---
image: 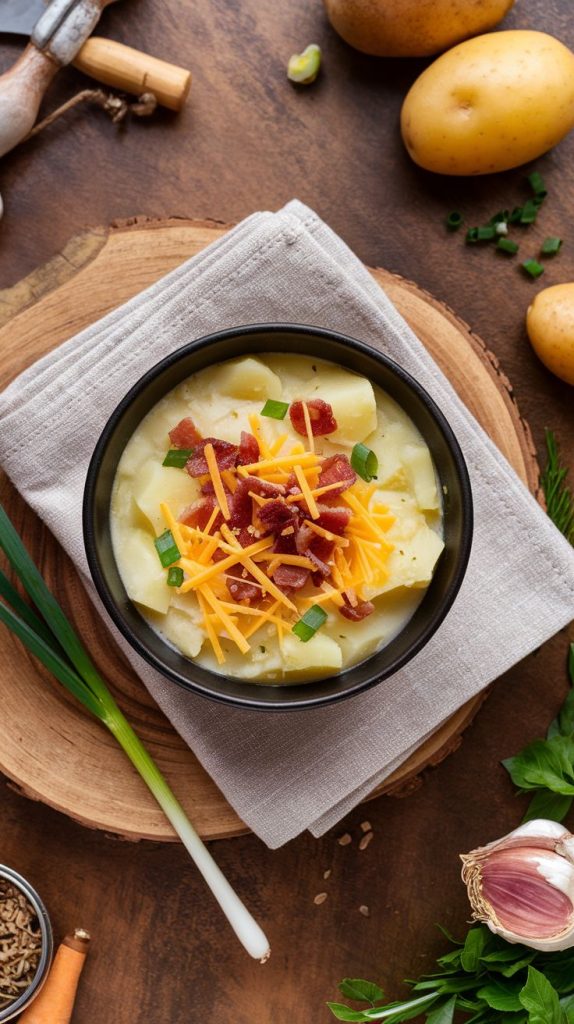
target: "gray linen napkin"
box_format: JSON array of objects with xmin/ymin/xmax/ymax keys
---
[{"xmin": 1, "ymin": 201, "xmax": 573, "ymax": 848}]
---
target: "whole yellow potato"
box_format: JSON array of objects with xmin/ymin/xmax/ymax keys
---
[
  {"xmin": 526, "ymin": 284, "xmax": 574, "ymax": 386},
  {"xmin": 323, "ymin": 0, "xmax": 514, "ymax": 57},
  {"xmin": 401, "ymin": 31, "xmax": 574, "ymax": 175}
]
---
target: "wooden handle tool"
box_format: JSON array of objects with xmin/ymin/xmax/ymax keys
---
[
  {"xmin": 19, "ymin": 928, "xmax": 91, "ymax": 1024},
  {"xmin": 73, "ymin": 37, "xmax": 191, "ymax": 111}
]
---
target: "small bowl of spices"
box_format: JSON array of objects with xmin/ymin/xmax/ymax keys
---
[{"xmin": 0, "ymin": 866, "xmax": 53, "ymax": 1021}]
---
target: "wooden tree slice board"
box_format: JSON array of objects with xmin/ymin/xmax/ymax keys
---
[{"xmin": 0, "ymin": 218, "xmax": 540, "ymax": 842}]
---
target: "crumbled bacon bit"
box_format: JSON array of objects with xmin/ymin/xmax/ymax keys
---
[
  {"xmin": 295, "ymin": 522, "xmax": 315, "ymax": 554},
  {"xmin": 339, "ymin": 598, "xmax": 375, "ymax": 621},
  {"xmin": 316, "ymin": 505, "xmax": 351, "ymax": 534},
  {"xmin": 179, "ymin": 496, "xmax": 222, "ymax": 531},
  {"xmin": 230, "ymin": 476, "xmax": 285, "ymax": 529},
  {"xmin": 272, "ymin": 564, "xmax": 310, "ymax": 590},
  {"xmin": 226, "ymin": 576, "xmax": 260, "ymax": 602},
  {"xmin": 317, "ymin": 454, "xmax": 356, "ymax": 496},
  {"xmin": 258, "ymin": 499, "xmax": 297, "ymax": 534},
  {"xmin": 185, "ymin": 438, "xmax": 238, "ymax": 477},
  {"xmin": 236, "ymin": 431, "xmax": 260, "ymax": 466},
  {"xmin": 289, "ymin": 399, "xmax": 338, "ymax": 437},
  {"xmin": 169, "ymin": 417, "xmax": 202, "ymax": 448}
]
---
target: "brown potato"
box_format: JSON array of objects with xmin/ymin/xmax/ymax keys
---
[
  {"xmin": 323, "ymin": 0, "xmax": 515, "ymax": 57},
  {"xmin": 526, "ymin": 284, "xmax": 574, "ymax": 386}
]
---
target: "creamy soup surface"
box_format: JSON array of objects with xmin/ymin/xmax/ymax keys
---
[{"xmin": 111, "ymin": 354, "xmax": 444, "ymax": 682}]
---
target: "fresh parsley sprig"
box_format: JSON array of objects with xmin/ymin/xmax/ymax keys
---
[
  {"xmin": 329, "ymin": 925, "xmax": 574, "ymax": 1023},
  {"xmin": 503, "ymin": 643, "xmax": 574, "ymax": 823},
  {"xmin": 542, "ymin": 430, "xmax": 574, "ymax": 545}
]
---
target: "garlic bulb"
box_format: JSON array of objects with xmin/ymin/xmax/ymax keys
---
[{"xmin": 461, "ymin": 819, "xmax": 574, "ymax": 952}]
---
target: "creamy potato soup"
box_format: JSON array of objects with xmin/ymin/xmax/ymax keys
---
[{"xmin": 111, "ymin": 355, "xmax": 444, "ymax": 682}]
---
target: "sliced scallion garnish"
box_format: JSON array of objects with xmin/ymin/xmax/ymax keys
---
[
  {"xmin": 167, "ymin": 566, "xmax": 184, "ymax": 587},
  {"xmin": 476, "ymin": 226, "xmax": 496, "ymax": 241},
  {"xmin": 528, "ymin": 171, "xmax": 547, "ymax": 198},
  {"xmin": 541, "ymin": 237, "xmax": 562, "ymax": 255},
  {"xmin": 522, "ymin": 259, "xmax": 545, "ymax": 279},
  {"xmin": 287, "ymin": 43, "xmax": 321, "ymax": 85},
  {"xmin": 509, "ymin": 207, "xmax": 523, "ymax": 224},
  {"xmin": 163, "ymin": 448, "xmax": 193, "ymax": 468},
  {"xmin": 261, "ymin": 399, "xmax": 289, "ymax": 420},
  {"xmin": 519, "ymin": 200, "xmax": 539, "ymax": 225},
  {"xmin": 446, "ymin": 212, "xmax": 463, "ymax": 231},
  {"xmin": 154, "ymin": 529, "xmax": 181, "ymax": 567},
  {"xmin": 351, "ymin": 443, "xmax": 378, "ymax": 483},
  {"xmin": 0, "ymin": 504, "xmax": 270, "ymax": 961},
  {"xmin": 465, "ymin": 227, "xmax": 479, "ymax": 245},
  {"xmin": 497, "ymin": 238, "xmax": 519, "ymax": 255},
  {"xmin": 292, "ymin": 604, "xmax": 328, "ymax": 642}
]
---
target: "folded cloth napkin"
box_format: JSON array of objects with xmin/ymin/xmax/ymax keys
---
[{"xmin": 1, "ymin": 201, "xmax": 573, "ymax": 848}]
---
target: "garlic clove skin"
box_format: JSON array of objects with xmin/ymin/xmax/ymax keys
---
[{"xmin": 461, "ymin": 819, "xmax": 574, "ymax": 952}]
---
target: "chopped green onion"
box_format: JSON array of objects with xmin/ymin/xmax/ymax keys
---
[
  {"xmin": 154, "ymin": 529, "xmax": 180, "ymax": 567},
  {"xmin": 509, "ymin": 207, "xmax": 523, "ymax": 224},
  {"xmin": 167, "ymin": 566, "xmax": 184, "ymax": 587},
  {"xmin": 489, "ymin": 210, "xmax": 510, "ymax": 225},
  {"xmin": 287, "ymin": 43, "xmax": 321, "ymax": 85},
  {"xmin": 351, "ymin": 443, "xmax": 379, "ymax": 483},
  {"xmin": 476, "ymin": 226, "xmax": 496, "ymax": 241},
  {"xmin": 0, "ymin": 503, "xmax": 270, "ymax": 962},
  {"xmin": 497, "ymin": 238, "xmax": 519, "ymax": 255},
  {"xmin": 528, "ymin": 171, "xmax": 547, "ymax": 198},
  {"xmin": 446, "ymin": 212, "xmax": 463, "ymax": 231},
  {"xmin": 292, "ymin": 604, "xmax": 328, "ymax": 642},
  {"xmin": 495, "ymin": 221, "xmax": 508, "ymax": 236},
  {"xmin": 465, "ymin": 227, "xmax": 479, "ymax": 245},
  {"xmin": 162, "ymin": 448, "xmax": 193, "ymax": 468},
  {"xmin": 519, "ymin": 199, "xmax": 539, "ymax": 224},
  {"xmin": 541, "ymin": 237, "xmax": 562, "ymax": 255},
  {"xmin": 261, "ymin": 399, "xmax": 289, "ymax": 420},
  {"xmin": 522, "ymin": 259, "xmax": 545, "ymax": 279}
]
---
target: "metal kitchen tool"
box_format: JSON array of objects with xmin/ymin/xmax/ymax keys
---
[{"xmin": 0, "ymin": 0, "xmax": 190, "ymax": 162}]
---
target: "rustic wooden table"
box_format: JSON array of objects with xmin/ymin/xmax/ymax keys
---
[{"xmin": 0, "ymin": 1, "xmax": 573, "ymax": 1021}]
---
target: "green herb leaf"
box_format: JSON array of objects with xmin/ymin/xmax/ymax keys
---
[
  {"xmin": 461, "ymin": 928, "xmax": 488, "ymax": 973},
  {"xmin": 328, "ymin": 1004, "xmax": 374, "ymax": 1022},
  {"xmin": 162, "ymin": 448, "xmax": 193, "ymax": 468},
  {"xmin": 154, "ymin": 529, "xmax": 181, "ymax": 568},
  {"xmin": 519, "ymin": 966, "xmax": 563, "ymax": 1024},
  {"xmin": 523, "ymin": 789, "xmax": 573, "ymax": 824},
  {"xmin": 503, "ymin": 736, "xmax": 574, "ymax": 795},
  {"xmin": 261, "ymin": 399, "xmax": 289, "ymax": 420},
  {"xmin": 478, "ymin": 981, "xmax": 523, "ymax": 1012},
  {"xmin": 426, "ymin": 996, "xmax": 457, "ymax": 1024},
  {"xmin": 339, "ymin": 980, "xmax": 385, "ymax": 1005},
  {"xmin": 541, "ymin": 431, "xmax": 574, "ymax": 544}
]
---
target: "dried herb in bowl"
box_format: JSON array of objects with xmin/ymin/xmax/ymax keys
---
[{"xmin": 0, "ymin": 880, "xmax": 42, "ymax": 1011}]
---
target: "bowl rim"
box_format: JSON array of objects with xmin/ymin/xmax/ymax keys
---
[
  {"xmin": 83, "ymin": 322, "xmax": 473, "ymax": 711},
  {"xmin": 0, "ymin": 865, "xmax": 53, "ymax": 1021}
]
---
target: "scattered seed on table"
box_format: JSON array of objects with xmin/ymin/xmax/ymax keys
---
[
  {"xmin": 360, "ymin": 820, "xmax": 372, "ymax": 833},
  {"xmin": 359, "ymin": 831, "xmax": 374, "ymax": 851},
  {"xmin": 323, "ymin": 869, "xmax": 332, "ymax": 880},
  {"xmin": 338, "ymin": 833, "xmax": 352, "ymax": 846},
  {"xmin": 359, "ymin": 905, "xmax": 370, "ymax": 917},
  {"xmin": 314, "ymin": 892, "xmax": 328, "ymax": 905}
]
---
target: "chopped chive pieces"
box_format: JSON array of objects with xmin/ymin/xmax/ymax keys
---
[
  {"xmin": 522, "ymin": 259, "xmax": 545, "ymax": 279},
  {"xmin": 528, "ymin": 171, "xmax": 547, "ymax": 198},
  {"xmin": 497, "ymin": 238, "xmax": 519, "ymax": 255},
  {"xmin": 476, "ymin": 226, "xmax": 497, "ymax": 241},
  {"xmin": 509, "ymin": 207, "xmax": 523, "ymax": 224},
  {"xmin": 519, "ymin": 199, "xmax": 539, "ymax": 224},
  {"xmin": 541, "ymin": 236, "xmax": 562, "ymax": 255},
  {"xmin": 163, "ymin": 448, "xmax": 193, "ymax": 468},
  {"xmin": 292, "ymin": 604, "xmax": 328, "ymax": 642},
  {"xmin": 466, "ymin": 227, "xmax": 479, "ymax": 244},
  {"xmin": 261, "ymin": 399, "xmax": 289, "ymax": 420},
  {"xmin": 154, "ymin": 529, "xmax": 181, "ymax": 568},
  {"xmin": 489, "ymin": 210, "xmax": 510, "ymax": 225},
  {"xmin": 351, "ymin": 443, "xmax": 379, "ymax": 483},
  {"xmin": 167, "ymin": 566, "xmax": 184, "ymax": 587},
  {"xmin": 446, "ymin": 211, "xmax": 463, "ymax": 231},
  {"xmin": 495, "ymin": 221, "xmax": 508, "ymax": 236}
]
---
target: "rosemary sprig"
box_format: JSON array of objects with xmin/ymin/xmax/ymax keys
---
[
  {"xmin": 541, "ymin": 429, "xmax": 574, "ymax": 544},
  {"xmin": 0, "ymin": 504, "xmax": 269, "ymax": 962}
]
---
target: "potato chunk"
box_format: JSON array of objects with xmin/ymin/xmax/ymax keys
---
[
  {"xmin": 281, "ymin": 632, "xmax": 343, "ymax": 675},
  {"xmin": 366, "ymin": 525, "xmax": 444, "ymax": 597},
  {"xmin": 402, "ymin": 444, "xmax": 439, "ymax": 510},
  {"xmin": 119, "ymin": 529, "xmax": 171, "ymax": 614},
  {"xmin": 217, "ymin": 358, "xmax": 282, "ymax": 400},
  {"xmin": 162, "ymin": 608, "xmax": 204, "ymax": 658},
  {"xmin": 308, "ymin": 371, "xmax": 377, "ymax": 444},
  {"xmin": 133, "ymin": 463, "xmax": 197, "ymax": 535}
]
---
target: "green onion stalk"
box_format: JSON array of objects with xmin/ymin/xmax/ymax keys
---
[{"xmin": 0, "ymin": 504, "xmax": 270, "ymax": 962}]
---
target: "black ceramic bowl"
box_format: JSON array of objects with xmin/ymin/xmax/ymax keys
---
[{"xmin": 83, "ymin": 324, "xmax": 473, "ymax": 711}]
